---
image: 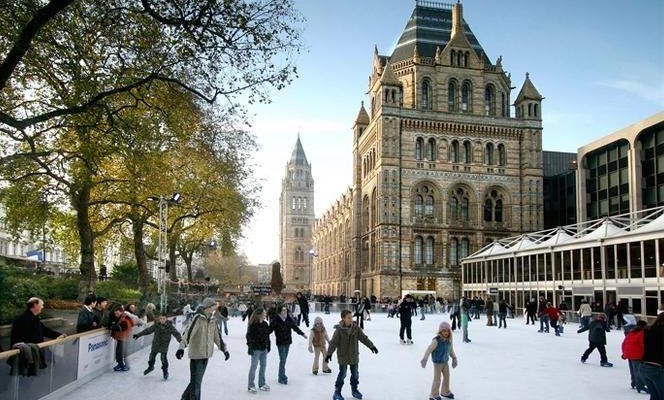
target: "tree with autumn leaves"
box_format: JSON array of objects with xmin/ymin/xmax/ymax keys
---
[{"xmin": 0, "ymin": 1, "xmax": 303, "ymax": 296}]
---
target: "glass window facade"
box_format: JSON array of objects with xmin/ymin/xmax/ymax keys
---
[
  {"xmin": 585, "ymin": 140, "xmax": 629, "ymax": 219},
  {"xmin": 639, "ymin": 123, "xmax": 664, "ymax": 208}
]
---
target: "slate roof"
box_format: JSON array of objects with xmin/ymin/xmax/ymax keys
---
[
  {"xmin": 390, "ymin": 3, "xmax": 491, "ymax": 65},
  {"xmin": 290, "ymin": 136, "xmax": 308, "ymax": 166}
]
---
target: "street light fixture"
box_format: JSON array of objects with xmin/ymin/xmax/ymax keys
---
[{"xmin": 149, "ymin": 192, "xmax": 182, "ymax": 313}]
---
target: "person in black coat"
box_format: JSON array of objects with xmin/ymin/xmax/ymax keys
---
[
  {"xmin": 76, "ymin": 293, "xmax": 98, "ymax": 333},
  {"xmin": 11, "ymin": 297, "xmax": 66, "ymax": 346},
  {"xmin": 399, "ymin": 295, "xmax": 415, "ymax": 344},
  {"xmin": 270, "ymin": 305, "xmax": 307, "ymax": 384},
  {"xmin": 577, "ymin": 313, "xmax": 612, "ymax": 367},
  {"xmin": 246, "ymin": 308, "xmax": 273, "ymax": 392},
  {"xmin": 525, "ymin": 298, "xmax": 537, "ymax": 325},
  {"xmin": 296, "ymin": 292, "xmax": 310, "ymax": 327}
]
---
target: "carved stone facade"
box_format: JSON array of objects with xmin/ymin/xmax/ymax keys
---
[
  {"xmin": 312, "ymin": 2, "xmax": 544, "ymax": 299},
  {"xmin": 279, "ymin": 136, "xmax": 315, "ymax": 293}
]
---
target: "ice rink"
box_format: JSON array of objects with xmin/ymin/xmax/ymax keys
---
[{"xmin": 55, "ymin": 310, "xmax": 636, "ymax": 400}]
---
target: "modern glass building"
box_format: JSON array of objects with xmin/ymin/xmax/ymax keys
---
[{"xmin": 462, "ymin": 112, "xmax": 664, "ymax": 319}]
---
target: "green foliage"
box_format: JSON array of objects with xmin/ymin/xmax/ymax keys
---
[
  {"xmin": 109, "ymin": 262, "xmax": 139, "ymax": 288},
  {"xmin": 38, "ymin": 276, "xmax": 80, "ymax": 300},
  {"xmin": 95, "ymin": 280, "xmax": 142, "ymax": 304}
]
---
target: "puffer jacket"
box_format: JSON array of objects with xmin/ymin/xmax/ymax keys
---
[
  {"xmin": 134, "ymin": 320, "xmax": 182, "ymax": 352},
  {"xmin": 577, "ymin": 319, "xmax": 610, "ymax": 344},
  {"xmin": 621, "ymin": 329, "xmax": 644, "ymax": 360},
  {"xmin": 327, "ymin": 321, "xmax": 375, "ymax": 365},
  {"xmin": 179, "ymin": 310, "xmax": 226, "ymax": 359}
]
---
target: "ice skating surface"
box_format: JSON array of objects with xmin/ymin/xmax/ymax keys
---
[{"xmin": 57, "ymin": 312, "xmax": 633, "ymax": 400}]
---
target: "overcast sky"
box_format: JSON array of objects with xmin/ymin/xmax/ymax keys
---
[{"xmin": 239, "ymin": 0, "xmax": 664, "ymax": 265}]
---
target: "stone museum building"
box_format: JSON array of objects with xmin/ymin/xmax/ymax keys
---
[{"xmin": 312, "ymin": 1, "xmax": 544, "ymax": 299}]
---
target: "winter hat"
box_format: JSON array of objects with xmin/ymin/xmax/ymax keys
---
[
  {"xmin": 314, "ymin": 316, "xmax": 324, "ymax": 325},
  {"xmin": 439, "ymin": 321, "xmax": 452, "ymax": 332},
  {"xmin": 622, "ymin": 314, "xmax": 637, "ymax": 326},
  {"xmin": 199, "ymin": 297, "xmax": 217, "ymax": 309}
]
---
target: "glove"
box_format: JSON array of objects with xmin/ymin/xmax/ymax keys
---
[
  {"xmin": 308, "ymin": 346, "xmax": 313, "ymax": 353},
  {"xmin": 132, "ymin": 334, "xmax": 138, "ymax": 340},
  {"xmin": 370, "ymin": 347, "xmax": 379, "ymax": 354},
  {"xmin": 324, "ymin": 354, "xmax": 332, "ymax": 364},
  {"xmin": 175, "ymin": 349, "xmax": 184, "ymax": 360},
  {"xmin": 420, "ymin": 359, "xmax": 427, "ymax": 368},
  {"xmin": 224, "ymin": 351, "xmax": 230, "ymax": 361},
  {"xmin": 452, "ymin": 358, "xmax": 458, "ymax": 368}
]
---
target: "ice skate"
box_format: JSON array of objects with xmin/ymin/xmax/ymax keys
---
[
  {"xmin": 600, "ymin": 362, "xmax": 613, "ymax": 367},
  {"xmin": 333, "ymin": 390, "xmax": 345, "ymax": 400},
  {"xmin": 351, "ymin": 387, "xmax": 363, "ymax": 399},
  {"xmin": 259, "ymin": 384, "xmax": 271, "ymax": 391},
  {"xmin": 248, "ymin": 386, "xmax": 258, "ymax": 394},
  {"xmin": 143, "ymin": 365, "xmax": 154, "ymax": 375}
]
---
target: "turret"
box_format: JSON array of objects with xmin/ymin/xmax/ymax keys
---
[{"xmin": 515, "ymin": 72, "xmax": 543, "ymax": 120}]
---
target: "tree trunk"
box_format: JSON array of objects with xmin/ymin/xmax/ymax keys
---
[
  {"xmin": 72, "ymin": 183, "xmax": 97, "ymax": 297},
  {"xmin": 131, "ymin": 206, "xmax": 150, "ymax": 294}
]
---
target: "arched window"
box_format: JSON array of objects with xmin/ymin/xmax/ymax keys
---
[
  {"xmin": 461, "ymin": 238, "xmax": 470, "ymax": 259},
  {"xmin": 495, "ymin": 199, "xmax": 503, "ymax": 222},
  {"xmin": 415, "ymin": 137, "xmax": 423, "ymax": 160},
  {"xmin": 422, "ymin": 79, "xmax": 431, "ymax": 110},
  {"xmin": 425, "ymin": 237, "xmax": 434, "ymax": 264},
  {"xmin": 415, "ymin": 236, "xmax": 423, "ymax": 265},
  {"xmin": 461, "ymin": 81, "xmax": 471, "ymax": 111},
  {"xmin": 426, "ymin": 138, "xmax": 436, "ymax": 161},
  {"xmin": 425, "ymin": 195, "xmax": 434, "ymax": 216},
  {"xmin": 498, "ymin": 143, "xmax": 506, "ymax": 166},
  {"xmin": 461, "ymin": 197, "xmax": 469, "ymax": 221},
  {"xmin": 484, "ymin": 198, "xmax": 493, "ymax": 221},
  {"xmin": 528, "ymin": 103, "xmax": 532, "ymax": 117},
  {"xmin": 464, "ymin": 51, "xmax": 469, "ymax": 67},
  {"xmin": 450, "ymin": 140, "xmax": 459, "ymax": 163},
  {"xmin": 534, "ymin": 103, "xmax": 539, "ymax": 117},
  {"xmin": 292, "ymin": 196, "xmax": 296, "ymax": 210},
  {"xmin": 448, "ymin": 81, "xmax": 457, "ymax": 112},
  {"xmin": 450, "ymin": 50, "xmax": 456, "ymax": 66},
  {"xmin": 501, "ymin": 92, "xmax": 507, "ymax": 117},
  {"xmin": 450, "ymin": 197, "xmax": 458, "ymax": 220},
  {"xmin": 449, "ymin": 238, "xmax": 458, "ymax": 266},
  {"xmin": 484, "ymin": 85, "xmax": 495, "ymax": 116},
  {"xmin": 485, "ymin": 143, "xmax": 494, "ymax": 165},
  {"xmin": 463, "ymin": 141, "xmax": 471, "ymax": 164},
  {"xmin": 456, "ymin": 52, "xmax": 462, "ymax": 67},
  {"xmin": 414, "ymin": 195, "xmax": 423, "ymax": 217}
]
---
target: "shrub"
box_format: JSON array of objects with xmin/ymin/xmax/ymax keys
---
[
  {"xmin": 96, "ymin": 280, "xmax": 142, "ymax": 304},
  {"xmin": 38, "ymin": 276, "xmax": 80, "ymax": 300},
  {"xmin": 109, "ymin": 262, "xmax": 139, "ymax": 288}
]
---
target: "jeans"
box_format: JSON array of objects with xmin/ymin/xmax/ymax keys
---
[
  {"xmin": 335, "ymin": 364, "xmax": 359, "ymax": 390},
  {"xmin": 581, "ymin": 342, "xmax": 607, "ymax": 363},
  {"xmin": 115, "ymin": 340, "xmax": 128, "ymax": 366},
  {"xmin": 148, "ymin": 350, "xmax": 169, "ymax": 371},
  {"xmin": 580, "ymin": 316, "xmax": 591, "ymax": 329},
  {"xmin": 462, "ymin": 325, "xmax": 469, "ymax": 342},
  {"xmin": 298, "ymin": 312, "xmax": 310, "ymax": 327},
  {"xmin": 640, "ymin": 363, "xmax": 664, "ymax": 400},
  {"xmin": 628, "ymin": 360, "xmax": 647, "ymax": 391},
  {"xmin": 277, "ymin": 345, "xmax": 290, "ymax": 383},
  {"xmin": 248, "ymin": 350, "xmax": 267, "ymax": 388},
  {"xmin": 181, "ymin": 359, "xmax": 208, "ymax": 400},
  {"xmin": 498, "ymin": 312, "xmax": 507, "ymax": 328},
  {"xmin": 399, "ymin": 319, "xmax": 412, "ymax": 340},
  {"xmin": 526, "ymin": 312, "xmax": 536, "ymax": 324},
  {"xmin": 539, "ymin": 315, "xmax": 550, "ymax": 332},
  {"xmin": 420, "ymin": 307, "xmax": 426, "ymax": 320}
]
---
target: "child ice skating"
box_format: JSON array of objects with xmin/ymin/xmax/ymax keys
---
[
  {"xmin": 246, "ymin": 308, "xmax": 272, "ymax": 393},
  {"xmin": 325, "ymin": 310, "xmax": 379, "ymax": 400},
  {"xmin": 309, "ymin": 316, "xmax": 332, "ymax": 375},
  {"xmin": 577, "ymin": 313, "xmax": 613, "ymax": 367},
  {"xmin": 133, "ymin": 313, "xmax": 182, "ymax": 380},
  {"xmin": 460, "ymin": 306, "xmax": 471, "ymax": 343},
  {"xmin": 421, "ymin": 321, "xmax": 458, "ymax": 400}
]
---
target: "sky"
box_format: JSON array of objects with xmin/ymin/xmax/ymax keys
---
[
  {"xmin": 240, "ymin": 0, "xmax": 664, "ymax": 265},
  {"xmin": 63, "ymin": 311, "xmax": 635, "ymax": 400}
]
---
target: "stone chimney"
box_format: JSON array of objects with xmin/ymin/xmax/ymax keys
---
[{"xmin": 451, "ymin": 2, "xmax": 465, "ymax": 38}]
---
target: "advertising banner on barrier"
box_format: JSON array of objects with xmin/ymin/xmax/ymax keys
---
[{"xmin": 77, "ymin": 330, "xmax": 114, "ymax": 379}]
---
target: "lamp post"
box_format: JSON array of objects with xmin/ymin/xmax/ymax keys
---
[
  {"xmin": 149, "ymin": 192, "xmax": 182, "ymax": 313},
  {"xmin": 308, "ymin": 249, "xmax": 317, "ymax": 297}
]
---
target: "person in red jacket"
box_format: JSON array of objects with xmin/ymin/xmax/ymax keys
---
[
  {"xmin": 110, "ymin": 304, "xmax": 134, "ymax": 371},
  {"xmin": 546, "ymin": 303, "xmax": 563, "ymax": 336},
  {"xmin": 622, "ymin": 320, "xmax": 648, "ymax": 393}
]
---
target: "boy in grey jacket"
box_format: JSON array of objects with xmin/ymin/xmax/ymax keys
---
[
  {"xmin": 325, "ymin": 310, "xmax": 379, "ymax": 400},
  {"xmin": 133, "ymin": 313, "xmax": 182, "ymax": 380}
]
